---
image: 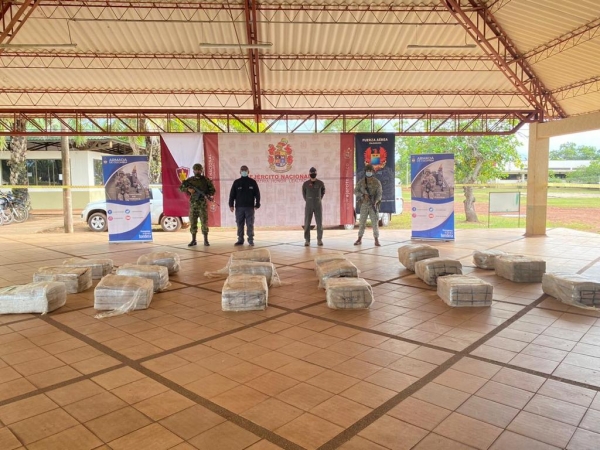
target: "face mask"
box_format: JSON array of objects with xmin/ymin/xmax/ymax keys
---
[
  {"xmin": 365, "ymin": 171, "xmax": 373, "ymax": 177},
  {"xmin": 310, "ymin": 173, "xmax": 317, "ymax": 179},
  {"xmin": 241, "ymin": 171, "xmax": 248, "ymax": 177}
]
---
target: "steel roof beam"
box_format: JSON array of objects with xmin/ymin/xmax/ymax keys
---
[
  {"xmin": 0, "ymin": 0, "xmax": 41, "ymax": 47},
  {"xmin": 244, "ymin": 0, "xmax": 262, "ymax": 116},
  {"xmin": 552, "ymin": 76, "xmax": 600, "ymax": 101},
  {"xmin": 0, "ymin": 109, "xmax": 533, "ymax": 136},
  {"xmin": 520, "ymin": 17, "xmax": 600, "ymax": 65},
  {"xmin": 442, "ymin": 0, "xmax": 566, "ymax": 120}
]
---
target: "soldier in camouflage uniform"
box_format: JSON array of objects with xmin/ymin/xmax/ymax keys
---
[
  {"xmin": 179, "ymin": 163, "xmax": 216, "ymax": 247},
  {"xmin": 354, "ymin": 163, "xmax": 383, "ymax": 247}
]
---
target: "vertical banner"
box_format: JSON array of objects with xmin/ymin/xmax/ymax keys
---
[
  {"xmin": 355, "ymin": 133, "xmax": 396, "ymax": 213},
  {"xmin": 410, "ymin": 153, "xmax": 455, "ymax": 240},
  {"xmin": 205, "ymin": 133, "xmax": 354, "ymax": 227},
  {"xmin": 102, "ymin": 155, "xmax": 152, "ymax": 243},
  {"xmin": 160, "ymin": 134, "xmax": 204, "ymax": 217}
]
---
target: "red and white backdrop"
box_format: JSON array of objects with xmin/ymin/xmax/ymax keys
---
[{"xmin": 161, "ymin": 133, "xmax": 355, "ymax": 227}]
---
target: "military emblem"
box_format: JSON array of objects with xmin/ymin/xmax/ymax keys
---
[
  {"xmin": 176, "ymin": 166, "xmax": 190, "ymax": 182},
  {"xmin": 268, "ymin": 138, "xmax": 293, "ymax": 173},
  {"xmin": 364, "ymin": 146, "xmax": 387, "ymax": 171}
]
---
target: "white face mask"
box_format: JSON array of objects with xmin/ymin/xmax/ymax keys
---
[
  {"xmin": 241, "ymin": 171, "xmax": 248, "ymax": 177},
  {"xmin": 365, "ymin": 171, "xmax": 373, "ymax": 177}
]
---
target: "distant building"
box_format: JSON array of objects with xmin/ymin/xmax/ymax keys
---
[
  {"xmin": 502, "ymin": 160, "xmax": 592, "ymax": 181},
  {"xmin": 0, "ymin": 138, "xmax": 133, "ymax": 210}
]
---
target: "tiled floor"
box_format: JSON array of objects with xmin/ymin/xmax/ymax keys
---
[{"xmin": 0, "ymin": 224, "xmax": 599, "ymax": 449}]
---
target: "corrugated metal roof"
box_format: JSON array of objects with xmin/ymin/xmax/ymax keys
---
[{"xmin": 0, "ymin": 0, "xmax": 597, "ymax": 118}]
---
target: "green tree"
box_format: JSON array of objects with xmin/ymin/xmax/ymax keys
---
[
  {"xmin": 396, "ymin": 134, "xmax": 522, "ymax": 222},
  {"xmin": 566, "ymin": 161, "xmax": 600, "ymax": 184},
  {"xmin": 549, "ymin": 142, "xmax": 600, "ymax": 160}
]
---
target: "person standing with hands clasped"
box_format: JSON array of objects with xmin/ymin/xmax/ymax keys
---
[
  {"xmin": 179, "ymin": 163, "xmax": 215, "ymax": 247},
  {"xmin": 354, "ymin": 163, "xmax": 382, "ymax": 246},
  {"xmin": 302, "ymin": 167, "xmax": 325, "ymax": 247},
  {"xmin": 229, "ymin": 165, "xmax": 261, "ymax": 246}
]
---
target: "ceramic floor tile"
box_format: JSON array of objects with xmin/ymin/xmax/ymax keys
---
[{"xmin": 358, "ymin": 415, "xmax": 428, "ymax": 450}]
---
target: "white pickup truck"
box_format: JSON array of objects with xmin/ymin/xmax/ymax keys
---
[{"xmin": 81, "ymin": 187, "xmax": 189, "ymax": 232}]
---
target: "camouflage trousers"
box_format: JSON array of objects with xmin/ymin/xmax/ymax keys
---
[
  {"xmin": 358, "ymin": 203, "xmax": 379, "ymax": 238},
  {"xmin": 189, "ymin": 201, "xmax": 208, "ymax": 235}
]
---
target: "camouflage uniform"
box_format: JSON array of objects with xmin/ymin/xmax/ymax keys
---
[
  {"xmin": 179, "ymin": 175, "xmax": 216, "ymax": 235},
  {"xmin": 354, "ymin": 175, "xmax": 383, "ymax": 239}
]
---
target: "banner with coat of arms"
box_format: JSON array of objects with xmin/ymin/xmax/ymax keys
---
[
  {"xmin": 160, "ymin": 134, "xmax": 204, "ymax": 217},
  {"xmin": 204, "ymin": 133, "xmax": 355, "ymax": 227},
  {"xmin": 355, "ymin": 133, "xmax": 396, "ymax": 214}
]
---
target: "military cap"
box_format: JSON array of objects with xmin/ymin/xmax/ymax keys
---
[
  {"xmin": 365, "ymin": 163, "xmax": 375, "ymax": 171},
  {"xmin": 193, "ymin": 163, "xmax": 203, "ymax": 170}
]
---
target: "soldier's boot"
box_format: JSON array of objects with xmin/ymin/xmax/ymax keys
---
[
  {"xmin": 354, "ymin": 236, "xmax": 362, "ymax": 246},
  {"xmin": 203, "ymin": 232, "xmax": 210, "ymax": 246},
  {"xmin": 374, "ymin": 237, "xmax": 381, "ymax": 247},
  {"xmin": 188, "ymin": 233, "xmax": 197, "ymax": 247}
]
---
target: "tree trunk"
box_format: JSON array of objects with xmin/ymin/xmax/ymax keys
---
[
  {"xmin": 128, "ymin": 136, "xmax": 142, "ymax": 155},
  {"xmin": 8, "ymin": 120, "xmax": 29, "ymax": 204},
  {"xmin": 463, "ymin": 185, "xmax": 478, "ymax": 222},
  {"xmin": 145, "ymin": 135, "xmax": 161, "ymax": 184}
]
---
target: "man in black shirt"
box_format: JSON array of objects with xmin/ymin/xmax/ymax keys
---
[{"xmin": 228, "ymin": 165, "xmax": 261, "ymax": 246}]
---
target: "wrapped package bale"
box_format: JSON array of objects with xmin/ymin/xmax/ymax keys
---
[
  {"xmin": 137, "ymin": 252, "xmax": 180, "ymax": 275},
  {"xmin": 63, "ymin": 258, "xmax": 113, "ymax": 280},
  {"xmin": 473, "ymin": 250, "xmax": 508, "ymax": 270},
  {"xmin": 116, "ymin": 264, "xmax": 169, "ymax": 292},
  {"xmin": 231, "ymin": 248, "xmax": 271, "ymax": 263},
  {"xmin": 398, "ymin": 244, "xmax": 440, "ymax": 271},
  {"xmin": 94, "ymin": 275, "xmax": 154, "ymax": 312},
  {"xmin": 205, "ymin": 248, "xmax": 272, "ymax": 278},
  {"xmin": 228, "ymin": 260, "xmax": 281, "ymax": 287},
  {"xmin": 33, "ymin": 266, "xmax": 92, "ymax": 294},
  {"xmin": 222, "ymin": 274, "xmax": 268, "ymax": 311},
  {"xmin": 495, "ymin": 255, "xmax": 546, "ymax": 283},
  {"xmin": 325, "ymin": 278, "xmax": 374, "ymax": 309},
  {"xmin": 542, "ymin": 273, "xmax": 600, "ymax": 309},
  {"xmin": 415, "ymin": 258, "xmax": 463, "ymax": 286},
  {"xmin": 0, "ymin": 282, "xmax": 66, "ymax": 314},
  {"xmin": 314, "ymin": 253, "xmax": 347, "ymax": 274},
  {"xmin": 437, "ymin": 275, "xmax": 493, "ymax": 307},
  {"xmin": 316, "ymin": 259, "xmax": 359, "ymax": 289}
]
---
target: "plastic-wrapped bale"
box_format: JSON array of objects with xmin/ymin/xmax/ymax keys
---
[
  {"xmin": 495, "ymin": 255, "xmax": 546, "ymax": 283},
  {"xmin": 94, "ymin": 275, "xmax": 154, "ymax": 311},
  {"xmin": 231, "ymin": 248, "xmax": 271, "ymax": 263},
  {"xmin": 222, "ymin": 274, "xmax": 268, "ymax": 311},
  {"xmin": 137, "ymin": 252, "xmax": 180, "ymax": 275},
  {"xmin": 33, "ymin": 266, "xmax": 92, "ymax": 294},
  {"xmin": 325, "ymin": 278, "xmax": 374, "ymax": 309},
  {"xmin": 228, "ymin": 260, "xmax": 280, "ymax": 287},
  {"xmin": 542, "ymin": 273, "xmax": 600, "ymax": 309},
  {"xmin": 314, "ymin": 253, "xmax": 347, "ymax": 274},
  {"xmin": 415, "ymin": 257, "xmax": 463, "ymax": 286},
  {"xmin": 437, "ymin": 275, "xmax": 493, "ymax": 307},
  {"xmin": 63, "ymin": 258, "xmax": 113, "ymax": 280},
  {"xmin": 0, "ymin": 282, "xmax": 66, "ymax": 314},
  {"xmin": 316, "ymin": 259, "xmax": 359, "ymax": 289},
  {"xmin": 116, "ymin": 264, "xmax": 169, "ymax": 292},
  {"xmin": 473, "ymin": 250, "xmax": 508, "ymax": 270},
  {"xmin": 398, "ymin": 244, "xmax": 440, "ymax": 271}
]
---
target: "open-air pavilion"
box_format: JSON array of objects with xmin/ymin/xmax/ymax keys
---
[{"xmin": 1, "ymin": 1, "xmax": 600, "ymax": 449}]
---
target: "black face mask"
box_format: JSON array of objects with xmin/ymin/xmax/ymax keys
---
[{"xmin": 310, "ymin": 173, "xmax": 317, "ymax": 179}]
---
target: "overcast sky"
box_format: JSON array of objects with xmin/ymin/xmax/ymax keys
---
[{"xmin": 516, "ymin": 124, "xmax": 600, "ymax": 157}]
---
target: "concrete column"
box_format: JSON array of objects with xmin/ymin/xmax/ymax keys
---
[
  {"xmin": 525, "ymin": 122, "xmax": 550, "ymax": 236},
  {"xmin": 61, "ymin": 134, "xmax": 73, "ymax": 233}
]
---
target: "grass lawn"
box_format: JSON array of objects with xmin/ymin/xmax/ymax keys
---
[{"xmin": 386, "ymin": 185, "xmax": 600, "ymax": 232}]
